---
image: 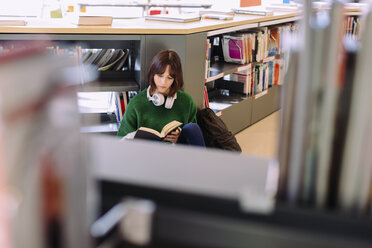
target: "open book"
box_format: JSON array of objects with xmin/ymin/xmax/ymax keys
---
[{"xmin": 134, "ymin": 120, "xmax": 182, "ymax": 141}]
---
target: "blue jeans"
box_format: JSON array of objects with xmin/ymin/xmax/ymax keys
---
[{"xmin": 177, "ymin": 123, "xmax": 205, "ymax": 147}]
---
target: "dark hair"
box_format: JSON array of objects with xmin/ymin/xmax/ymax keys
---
[{"xmin": 147, "ymin": 50, "xmax": 184, "ymax": 97}]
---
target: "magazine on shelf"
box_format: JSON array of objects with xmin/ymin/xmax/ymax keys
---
[
  {"xmin": 145, "ymin": 14, "xmax": 201, "ymax": 23},
  {"xmin": 134, "ymin": 120, "xmax": 182, "ymax": 141}
]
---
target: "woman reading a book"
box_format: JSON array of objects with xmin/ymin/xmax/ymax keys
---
[{"xmin": 117, "ymin": 49, "xmax": 205, "ymax": 146}]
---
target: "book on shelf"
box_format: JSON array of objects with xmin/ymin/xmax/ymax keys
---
[
  {"xmin": 111, "ymin": 49, "xmax": 129, "ymax": 71},
  {"xmin": 114, "ymin": 91, "xmax": 123, "ymax": 122},
  {"xmin": 229, "ymin": 65, "xmax": 252, "ymax": 95},
  {"xmin": 0, "ymin": 19, "xmax": 26, "ymax": 26},
  {"xmin": 82, "ymin": 48, "xmax": 129, "ymax": 71},
  {"xmin": 134, "ymin": 120, "xmax": 182, "ymax": 141},
  {"xmin": 203, "ymin": 86, "xmax": 210, "ymax": 108},
  {"xmin": 234, "ymin": 6, "xmax": 274, "ymax": 16},
  {"xmin": 199, "ymin": 9, "xmax": 234, "ymax": 16},
  {"xmin": 266, "ymin": 3, "xmax": 301, "ymax": 12},
  {"xmin": 145, "ymin": 14, "xmax": 201, "ymax": 23},
  {"xmin": 98, "ymin": 49, "xmax": 125, "ymax": 71},
  {"xmin": 77, "ymin": 16, "xmax": 113, "ymax": 26},
  {"xmin": 221, "ymin": 34, "xmax": 246, "ymax": 64},
  {"xmin": 202, "ymin": 14, "xmax": 234, "ymax": 21}
]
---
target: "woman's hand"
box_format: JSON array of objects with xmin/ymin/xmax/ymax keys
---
[{"xmin": 163, "ymin": 128, "xmax": 181, "ymax": 143}]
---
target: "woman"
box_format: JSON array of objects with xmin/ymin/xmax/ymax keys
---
[{"xmin": 117, "ymin": 49, "xmax": 205, "ymax": 146}]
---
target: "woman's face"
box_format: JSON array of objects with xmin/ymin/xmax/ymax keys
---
[{"xmin": 154, "ymin": 65, "xmax": 174, "ymax": 95}]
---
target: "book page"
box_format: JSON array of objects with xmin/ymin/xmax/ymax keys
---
[{"xmin": 160, "ymin": 120, "xmax": 182, "ymax": 137}]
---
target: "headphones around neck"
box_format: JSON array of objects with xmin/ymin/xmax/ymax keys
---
[{"xmin": 147, "ymin": 86, "xmax": 177, "ymax": 109}]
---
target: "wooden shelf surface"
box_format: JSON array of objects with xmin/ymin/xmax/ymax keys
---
[{"xmin": 0, "ymin": 12, "xmax": 298, "ymax": 35}]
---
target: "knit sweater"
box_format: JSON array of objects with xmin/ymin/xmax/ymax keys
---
[{"xmin": 117, "ymin": 89, "xmax": 197, "ymax": 137}]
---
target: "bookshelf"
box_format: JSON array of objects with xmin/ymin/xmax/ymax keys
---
[
  {"xmin": 0, "ymin": 11, "xmax": 362, "ymax": 135},
  {"xmin": 204, "ymin": 18, "xmax": 296, "ymax": 133}
]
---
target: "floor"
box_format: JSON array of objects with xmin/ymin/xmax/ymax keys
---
[{"xmin": 235, "ymin": 111, "xmax": 280, "ymax": 158}]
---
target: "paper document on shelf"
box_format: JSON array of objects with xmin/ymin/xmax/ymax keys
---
[{"xmin": 209, "ymin": 102, "xmax": 232, "ymax": 111}]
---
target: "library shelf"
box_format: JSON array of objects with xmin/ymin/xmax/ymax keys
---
[
  {"xmin": 80, "ymin": 79, "xmax": 139, "ymax": 92},
  {"xmin": 80, "ymin": 123, "xmax": 119, "ymax": 135},
  {"xmin": 206, "ymin": 61, "xmax": 242, "ymax": 83},
  {"xmin": 0, "ymin": 12, "xmax": 298, "ymax": 135}
]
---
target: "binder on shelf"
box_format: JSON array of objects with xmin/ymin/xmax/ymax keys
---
[{"xmin": 221, "ymin": 35, "xmax": 246, "ymax": 64}]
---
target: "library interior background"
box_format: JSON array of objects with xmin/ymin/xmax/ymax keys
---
[{"xmin": 1, "ymin": 0, "xmax": 372, "ymax": 247}]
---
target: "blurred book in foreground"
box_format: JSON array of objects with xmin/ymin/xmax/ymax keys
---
[{"xmin": 0, "ymin": 41, "xmax": 91, "ymax": 248}]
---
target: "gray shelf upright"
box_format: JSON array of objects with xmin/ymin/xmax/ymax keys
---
[{"xmin": 251, "ymin": 85, "xmax": 282, "ymax": 124}]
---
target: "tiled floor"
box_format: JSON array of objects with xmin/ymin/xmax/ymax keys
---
[{"xmin": 235, "ymin": 111, "xmax": 280, "ymax": 158}]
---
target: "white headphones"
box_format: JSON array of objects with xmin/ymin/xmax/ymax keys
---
[{"xmin": 147, "ymin": 86, "xmax": 177, "ymax": 109}]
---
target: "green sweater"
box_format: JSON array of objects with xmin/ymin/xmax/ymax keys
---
[{"xmin": 117, "ymin": 89, "xmax": 197, "ymax": 137}]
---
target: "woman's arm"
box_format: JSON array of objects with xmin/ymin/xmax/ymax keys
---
[
  {"xmin": 117, "ymin": 102, "xmax": 138, "ymax": 137},
  {"xmin": 188, "ymin": 95, "xmax": 197, "ymax": 124}
]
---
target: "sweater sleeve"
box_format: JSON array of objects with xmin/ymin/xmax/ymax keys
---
[{"xmin": 117, "ymin": 101, "xmax": 138, "ymax": 137}]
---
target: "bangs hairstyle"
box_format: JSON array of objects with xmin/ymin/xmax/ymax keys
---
[{"xmin": 147, "ymin": 50, "xmax": 184, "ymax": 97}]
